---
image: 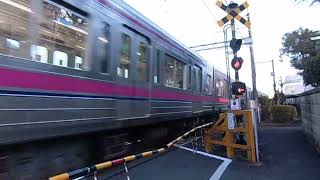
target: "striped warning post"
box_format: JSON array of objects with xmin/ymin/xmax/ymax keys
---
[{"xmin": 49, "ymin": 122, "xmax": 214, "ymax": 180}]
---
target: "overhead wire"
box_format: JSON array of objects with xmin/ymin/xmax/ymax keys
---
[{"xmin": 200, "ymin": 0, "xmax": 218, "ymax": 21}]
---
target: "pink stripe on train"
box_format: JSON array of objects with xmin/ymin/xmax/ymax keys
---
[{"xmin": 0, "ymin": 67, "xmax": 227, "ymax": 103}]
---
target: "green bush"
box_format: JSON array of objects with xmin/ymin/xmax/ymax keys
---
[
  {"xmin": 271, "ymin": 105, "xmax": 297, "ymax": 123},
  {"xmin": 258, "ymin": 96, "xmax": 272, "ymax": 121}
]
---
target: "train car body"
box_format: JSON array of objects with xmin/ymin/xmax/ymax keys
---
[{"xmin": 0, "ymin": 0, "xmax": 229, "ymax": 178}]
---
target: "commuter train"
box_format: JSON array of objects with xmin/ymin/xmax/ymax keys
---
[{"xmin": 0, "ymin": 0, "xmax": 231, "ymax": 179}]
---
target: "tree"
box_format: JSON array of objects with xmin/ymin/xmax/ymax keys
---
[
  {"xmin": 281, "ymin": 28, "xmax": 320, "ymax": 87},
  {"xmin": 295, "ymin": 0, "xmax": 320, "ymax": 5}
]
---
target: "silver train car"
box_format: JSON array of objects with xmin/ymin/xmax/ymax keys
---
[{"xmin": 0, "ymin": 0, "xmax": 229, "ymax": 179}]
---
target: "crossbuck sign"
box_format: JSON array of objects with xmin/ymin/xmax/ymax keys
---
[{"xmin": 216, "ymin": 1, "xmax": 251, "ymax": 28}]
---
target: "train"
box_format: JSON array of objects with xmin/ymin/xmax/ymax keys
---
[{"xmin": 0, "ymin": 0, "xmax": 233, "ymax": 179}]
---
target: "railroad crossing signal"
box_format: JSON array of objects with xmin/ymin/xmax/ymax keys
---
[
  {"xmin": 231, "ymin": 56, "xmax": 243, "ymax": 71},
  {"xmin": 230, "ymin": 38, "xmax": 242, "ymax": 52},
  {"xmin": 216, "ymin": 1, "xmax": 251, "ymax": 28},
  {"xmin": 232, "ymin": 82, "xmax": 246, "ymax": 95}
]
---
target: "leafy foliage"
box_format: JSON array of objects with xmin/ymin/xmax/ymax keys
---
[
  {"xmin": 295, "ymin": 0, "xmax": 320, "ymax": 5},
  {"xmin": 281, "ymin": 28, "xmax": 320, "ymax": 87},
  {"xmin": 258, "ymin": 96, "xmax": 272, "ymax": 121},
  {"xmin": 271, "ymin": 105, "xmax": 297, "ymax": 123}
]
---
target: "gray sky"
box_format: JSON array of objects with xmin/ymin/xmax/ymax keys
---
[{"xmin": 124, "ymin": 0, "xmax": 320, "ymax": 96}]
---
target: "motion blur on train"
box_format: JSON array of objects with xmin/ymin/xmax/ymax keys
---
[{"xmin": 0, "ymin": 0, "xmax": 240, "ymax": 179}]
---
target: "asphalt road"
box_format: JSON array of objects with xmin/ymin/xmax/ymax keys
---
[
  {"xmin": 221, "ymin": 126, "xmax": 320, "ymax": 180},
  {"xmin": 98, "ymin": 125, "xmax": 320, "ymax": 180},
  {"xmin": 100, "ymin": 146, "xmax": 223, "ymax": 180}
]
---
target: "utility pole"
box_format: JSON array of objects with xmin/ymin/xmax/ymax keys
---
[
  {"xmin": 279, "ymin": 76, "xmax": 284, "ymax": 93},
  {"xmin": 247, "ymin": 13, "xmax": 257, "ymax": 101},
  {"xmin": 271, "ymin": 59, "xmax": 278, "ymax": 103}
]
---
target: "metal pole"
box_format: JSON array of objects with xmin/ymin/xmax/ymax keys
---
[
  {"xmin": 246, "ymin": 13, "xmax": 260, "ymax": 163},
  {"xmin": 224, "ymin": 24, "xmax": 232, "ymax": 111},
  {"xmin": 231, "ymin": 19, "xmax": 239, "ymax": 81},
  {"xmin": 271, "ymin": 59, "xmax": 277, "ymax": 100},
  {"xmin": 247, "ymin": 13, "xmax": 257, "ymax": 101}
]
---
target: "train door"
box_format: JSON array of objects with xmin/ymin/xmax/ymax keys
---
[
  {"xmin": 131, "ymin": 33, "xmax": 150, "ymax": 118},
  {"xmin": 116, "ymin": 27, "xmax": 150, "ymax": 120},
  {"xmin": 116, "ymin": 27, "xmax": 136, "ymax": 119},
  {"xmin": 192, "ymin": 64, "xmax": 203, "ymax": 114}
]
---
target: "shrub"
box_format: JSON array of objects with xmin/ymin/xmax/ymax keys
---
[
  {"xmin": 258, "ymin": 96, "xmax": 272, "ymax": 121},
  {"xmin": 271, "ymin": 105, "xmax": 297, "ymax": 123}
]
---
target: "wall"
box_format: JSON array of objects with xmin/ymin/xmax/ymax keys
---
[{"xmin": 299, "ymin": 88, "xmax": 320, "ymax": 152}]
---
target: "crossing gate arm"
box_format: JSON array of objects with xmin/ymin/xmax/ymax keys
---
[{"xmin": 49, "ymin": 122, "xmax": 215, "ymax": 180}]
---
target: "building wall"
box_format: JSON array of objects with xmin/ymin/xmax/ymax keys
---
[
  {"xmin": 283, "ymin": 75, "xmax": 314, "ymax": 96},
  {"xmin": 299, "ymin": 88, "xmax": 320, "ymax": 152}
]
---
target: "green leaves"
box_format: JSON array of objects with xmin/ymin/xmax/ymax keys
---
[
  {"xmin": 294, "ymin": 0, "xmax": 320, "ymax": 6},
  {"xmin": 281, "ymin": 28, "xmax": 320, "ymax": 87},
  {"xmin": 301, "ymin": 54, "xmax": 320, "ymax": 87}
]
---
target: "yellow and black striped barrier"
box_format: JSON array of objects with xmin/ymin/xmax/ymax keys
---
[{"xmin": 49, "ymin": 122, "xmax": 214, "ymax": 180}]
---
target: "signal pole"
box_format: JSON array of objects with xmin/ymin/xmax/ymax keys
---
[{"xmin": 231, "ymin": 18, "xmax": 239, "ymax": 81}]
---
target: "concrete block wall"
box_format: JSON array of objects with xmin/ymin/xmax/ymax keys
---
[{"xmin": 299, "ymin": 90, "xmax": 320, "ymax": 151}]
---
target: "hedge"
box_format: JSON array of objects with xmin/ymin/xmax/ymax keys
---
[
  {"xmin": 271, "ymin": 105, "xmax": 297, "ymax": 123},
  {"xmin": 258, "ymin": 96, "xmax": 272, "ymax": 121}
]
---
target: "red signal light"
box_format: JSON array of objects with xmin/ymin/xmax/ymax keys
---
[
  {"xmin": 234, "ymin": 61, "xmax": 240, "ymax": 68},
  {"xmin": 231, "ymin": 57, "xmax": 243, "ymax": 71}
]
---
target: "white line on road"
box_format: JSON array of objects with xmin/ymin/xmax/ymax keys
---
[{"xmin": 174, "ymin": 140, "xmax": 232, "ymax": 180}]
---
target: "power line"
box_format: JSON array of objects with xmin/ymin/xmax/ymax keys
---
[
  {"xmin": 194, "ymin": 42, "xmax": 252, "ymax": 52},
  {"xmin": 190, "ymin": 37, "xmax": 251, "ymax": 49},
  {"xmin": 190, "ymin": 40, "xmax": 227, "ymax": 48},
  {"xmin": 200, "ymin": 0, "xmax": 217, "ymax": 21}
]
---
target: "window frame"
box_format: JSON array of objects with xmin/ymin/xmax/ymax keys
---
[
  {"xmin": 193, "ymin": 64, "xmax": 202, "ymax": 94},
  {"xmin": 0, "ymin": 0, "xmax": 114, "ymax": 83},
  {"xmin": 117, "ymin": 32, "xmax": 132, "ymax": 79},
  {"xmin": 136, "ymin": 37, "xmax": 149, "ymax": 82},
  {"xmin": 163, "ymin": 53, "xmax": 188, "ymax": 90},
  {"xmin": 205, "ymin": 74, "xmax": 212, "ymax": 95},
  {"xmin": 36, "ymin": 0, "xmax": 89, "ymax": 71},
  {"xmin": 95, "ymin": 21, "xmax": 111, "ymax": 75},
  {"xmin": 153, "ymin": 48, "xmax": 161, "ymax": 84}
]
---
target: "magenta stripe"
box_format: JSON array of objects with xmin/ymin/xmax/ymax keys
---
[{"xmin": 0, "ymin": 67, "xmax": 227, "ymax": 103}]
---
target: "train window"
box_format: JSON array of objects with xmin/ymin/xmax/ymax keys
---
[
  {"xmin": 216, "ymin": 80, "xmax": 224, "ymax": 97},
  {"xmin": 0, "ymin": 0, "xmax": 31, "ymax": 59},
  {"xmin": 137, "ymin": 41, "xmax": 148, "ymax": 81},
  {"xmin": 38, "ymin": 1, "xmax": 88, "ymax": 69},
  {"xmin": 164, "ymin": 55, "xmax": 187, "ymax": 90},
  {"xmin": 53, "ymin": 51, "xmax": 68, "ymax": 67},
  {"xmin": 97, "ymin": 23, "xmax": 110, "ymax": 74},
  {"xmin": 6, "ymin": 38, "xmax": 20, "ymax": 50},
  {"xmin": 223, "ymin": 80, "xmax": 228, "ymax": 97},
  {"xmin": 205, "ymin": 74, "xmax": 212, "ymax": 95},
  {"xmin": 30, "ymin": 45, "xmax": 48, "ymax": 63},
  {"xmin": 153, "ymin": 49, "xmax": 160, "ymax": 84},
  {"xmin": 188, "ymin": 65, "xmax": 192, "ymax": 90},
  {"xmin": 194, "ymin": 65, "xmax": 202, "ymax": 93},
  {"xmin": 75, "ymin": 56, "xmax": 83, "ymax": 70},
  {"xmin": 118, "ymin": 33, "xmax": 131, "ymax": 78}
]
